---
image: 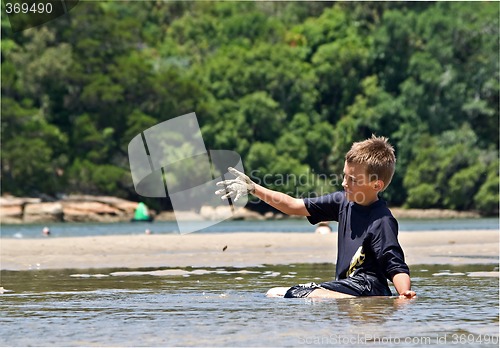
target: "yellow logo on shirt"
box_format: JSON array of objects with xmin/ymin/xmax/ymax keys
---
[{"xmin": 347, "ymin": 246, "xmax": 365, "ymax": 277}]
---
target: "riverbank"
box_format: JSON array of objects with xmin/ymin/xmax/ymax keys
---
[
  {"xmin": 0, "ymin": 195, "xmax": 485, "ymax": 224},
  {"xmin": 1, "ymin": 230, "xmax": 497, "ymax": 271}
]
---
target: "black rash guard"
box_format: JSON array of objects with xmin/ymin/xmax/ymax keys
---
[{"xmin": 302, "ymin": 191, "xmax": 410, "ymax": 296}]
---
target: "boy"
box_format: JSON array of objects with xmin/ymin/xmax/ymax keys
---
[{"xmin": 216, "ymin": 135, "xmax": 416, "ymax": 299}]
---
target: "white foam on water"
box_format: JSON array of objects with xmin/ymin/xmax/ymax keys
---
[
  {"xmin": 214, "ymin": 270, "xmax": 260, "ymax": 275},
  {"xmin": 149, "ymin": 269, "xmax": 190, "ymax": 276},
  {"xmin": 190, "ymin": 269, "xmax": 212, "ymax": 275},
  {"xmin": 110, "ymin": 269, "xmax": 190, "ymax": 277},
  {"xmin": 70, "ymin": 274, "xmax": 109, "ymax": 278},
  {"xmin": 110, "ymin": 271, "xmax": 151, "ymax": 277},
  {"xmin": 467, "ymin": 271, "xmax": 499, "ymax": 277},
  {"xmin": 261, "ymin": 272, "xmax": 281, "ymax": 277},
  {"xmin": 107, "ymin": 268, "xmax": 261, "ymax": 277},
  {"xmin": 432, "ymin": 272, "xmax": 466, "ymax": 276},
  {"xmin": 234, "ymin": 270, "xmax": 260, "ymax": 274}
]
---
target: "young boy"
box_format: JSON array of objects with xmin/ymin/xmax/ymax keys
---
[{"xmin": 216, "ymin": 135, "xmax": 416, "ymax": 299}]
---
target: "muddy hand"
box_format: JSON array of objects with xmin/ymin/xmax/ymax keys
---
[{"xmin": 215, "ymin": 167, "xmax": 255, "ymax": 202}]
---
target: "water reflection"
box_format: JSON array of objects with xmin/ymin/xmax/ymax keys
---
[{"xmin": 316, "ymin": 296, "xmax": 416, "ymax": 324}]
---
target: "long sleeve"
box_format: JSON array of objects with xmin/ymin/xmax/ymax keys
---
[{"xmin": 370, "ymin": 216, "xmax": 410, "ymax": 279}]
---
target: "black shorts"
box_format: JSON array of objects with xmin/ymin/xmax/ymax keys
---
[{"xmin": 284, "ymin": 273, "xmax": 393, "ymax": 298}]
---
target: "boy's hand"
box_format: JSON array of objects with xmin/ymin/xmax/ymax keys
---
[
  {"xmin": 399, "ymin": 290, "xmax": 416, "ymax": 299},
  {"xmin": 215, "ymin": 167, "xmax": 255, "ymax": 202}
]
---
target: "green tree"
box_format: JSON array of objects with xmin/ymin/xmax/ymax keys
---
[
  {"xmin": 403, "ymin": 125, "xmax": 498, "ymax": 214},
  {"xmin": 474, "ymin": 160, "xmax": 500, "ymax": 216}
]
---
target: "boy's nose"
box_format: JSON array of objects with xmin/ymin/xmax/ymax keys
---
[{"xmin": 342, "ymin": 177, "xmax": 348, "ymax": 188}]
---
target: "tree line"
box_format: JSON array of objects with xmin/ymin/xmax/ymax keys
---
[{"xmin": 1, "ymin": 1, "xmax": 498, "ymax": 215}]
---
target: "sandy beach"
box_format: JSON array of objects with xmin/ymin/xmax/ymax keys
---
[{"xmin": 1, "ymin": 230, "xmax": 498, "ymax": 271}]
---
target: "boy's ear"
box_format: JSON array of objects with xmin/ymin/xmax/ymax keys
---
[{"xmin": 372, "ymin": 180, "xmax": 385, "ymax": 191}]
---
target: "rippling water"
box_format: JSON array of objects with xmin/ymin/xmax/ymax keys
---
[{"xmin": 1, "ymin": 264, "xmax": 498, "ymax": 347}]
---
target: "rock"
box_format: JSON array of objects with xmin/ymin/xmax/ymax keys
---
[
  {"xmin": 264, "ymin": 212, "xmax": 275, "ymax": 219},
  {"xmin": 173, "ymin": 211, "xmax": 204, "ymax": 221},
  {"xmin": 1, "ymin": 195, "xmax": 144, "ymax": 224},
  {"xmin": 199, "ymin": 205, "xmax": 265, "ymax": 221},
  {"xmin": 155, "ymin": 211, "xmax": 176, "ymax": 221},
  {"xmin": 0, "ymin": 204, "xmax": 23, "ymax": 217},
  {"xmin": 23, "ymin": 202, "xmax": 63, "ymax": 223},
  {"xmin": 0, "ymin": 197, "xmax": 41, "ymax": 206},
  {"xmin": 215, "ymin": 205, "xmax": 234, "ymax": 220},
  {"xmin": 201, "ymin": 205, "xmax": 235, "ymax": 220},
  {"xmin": 262, "ymin": 211, "xmax": 285, "ymax": 220},
  {"xmin": 61, "ymin": 201, "xmax": 125, "ymax": 223},
  {"xmin": 62, "ymin": 211, "xmax": 124, "ymax": 223},
  {"xmin": 200, "ymin": 205, "xmax": 216, "ymax": 220},
  {"xmin": 274, "ymin": 213, "xmax": 285, "ymax": 220},
  {"xmin": 62, "ymin": 195, "xmax": 138, "ymax": 214},
  {"xmin": 0, "ymin": 205, "xmax": 23, "ymax": 224},
  {"xmin": 0, "ymin": 197, "xmax": 42, "ymax": 224},
  {"xmin": 62, "ymin": 201, "xmax": 122, "ymax": 214},
  {"xmin": 233, "ymin": 207, "xmax": 265, "ymax": 220},
  {"xmin": 109, "ymin": 200, "xmax": 138, "ymax": 215}
]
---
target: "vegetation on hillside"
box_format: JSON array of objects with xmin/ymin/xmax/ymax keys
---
[{"xmin": 2, "ymin": 2, "xmax": 498, "ymax": 215}]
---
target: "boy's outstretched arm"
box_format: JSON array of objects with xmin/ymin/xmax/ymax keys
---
[
  {"xmin": 253, "ymin": 184, "xmax": 309, "ymax": 216},
  {"xmin": 392, "ymin": 273, "xmax": 417, "ymax": 299},
  {"xmin": 216, "ymin": 167, "xmax": 309, "ymax": 216}
]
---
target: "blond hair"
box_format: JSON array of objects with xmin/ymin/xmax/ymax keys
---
[{"xmin": 345, "ymin": 135, "xmax": 396, "ymax": 190}]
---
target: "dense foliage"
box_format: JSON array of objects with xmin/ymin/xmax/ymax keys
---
[{"xmin": 1, "ymin": 1, "xmax": 498, "ymax": 215}]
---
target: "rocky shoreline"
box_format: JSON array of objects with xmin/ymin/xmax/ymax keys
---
[
  {"xmin": 0, "ymin": 196, "xmax": 138, "ymax": 224},
  {"xmin": 0, "ymin": 195, "xmax": 482, "ymax": 225},
  {"xmin": 0, "ymin": 195, "xmax": 266, "ymax": 224}
]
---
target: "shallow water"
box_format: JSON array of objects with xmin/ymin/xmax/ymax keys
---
[
  {"xmin": 1, "ymin": 218, "xmax": 499, "ymax": 239},
  {"xmin": 1, "ymin": 263, "xmax": 498, "ymax": 347}
]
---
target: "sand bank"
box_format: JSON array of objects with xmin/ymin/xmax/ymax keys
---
[{"xmin": 1, "ymin": 231, "xmax": 498, "ymax": 271}]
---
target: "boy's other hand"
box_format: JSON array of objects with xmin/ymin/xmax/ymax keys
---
[
  {"xmin": 399, "ymin": 290, "xmax": 417, "ymax": 299},
  {"xmin": 215, "ymin": 167, "xmax": 255, "ymax": 202}
]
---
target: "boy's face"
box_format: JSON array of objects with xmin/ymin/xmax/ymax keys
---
[{"xmin": 342, "ymin": 161, "xmax": 383, "ymax": 206}]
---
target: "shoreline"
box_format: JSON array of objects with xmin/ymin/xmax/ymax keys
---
[
  {"xmin": 0, "ymin": 195, "xmax": 488, "ymax": 225},
  {"xmin": 1, "ymin": 230, "xmax": 498, "ymax": 271}
]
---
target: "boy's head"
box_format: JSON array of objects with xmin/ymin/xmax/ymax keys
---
[{"xmin": 345, "ymin": 135, "xmax": 396, "ymax": 192}]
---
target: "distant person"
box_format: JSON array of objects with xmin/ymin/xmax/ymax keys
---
[
  {"xmin": 315, "ymin": 221, "xmax": 332, "ymax": 234},
  {"xmin": 216, "ymin": 135, "xmax": 416, "ymax": 299},
  {"xmin": 42, "ymin": 226, "xmax": 50, "ymax": 236}
]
